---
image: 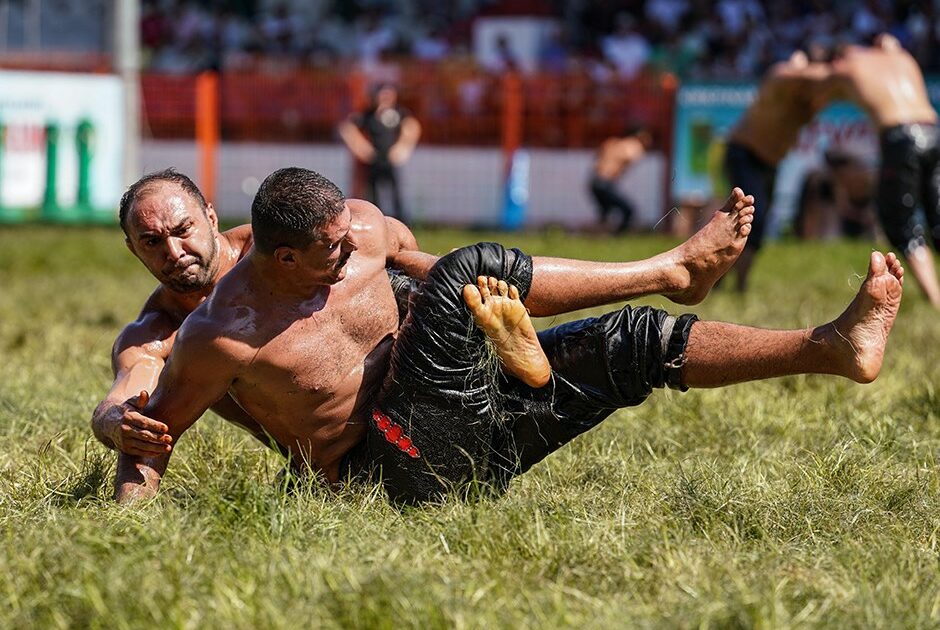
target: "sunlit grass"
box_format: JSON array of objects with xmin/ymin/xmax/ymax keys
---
[{"xmin": 1, "ymin": 226, "xmax": 938, "ymax": 628}]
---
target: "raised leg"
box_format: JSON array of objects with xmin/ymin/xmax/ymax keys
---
[
  {"xmin": 525, "ymin": 188, "xmax": 756, "ymax": 316},
  {"xmin": 463, "ymin": 276, "xmax": 551, "ymax": 388},
  {"xmin": 682, "ymin": 251, "xmax": 904, "ymax": 387},
  {"xmin": 390, "ymin": 188, "xmax": 756, "ymax": 316}
]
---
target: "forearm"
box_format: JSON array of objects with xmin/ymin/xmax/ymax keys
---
[
  {"xmin": 339, "ymin": 124, "xmax": 375, "ymax": 162},
  {"xmin": 389, "ymin": 250, "xmax": 439, "ymax": 280},
  {"xmin": 92, "ymin": 362, "xmax": 162, "ymax": 449},
  {"xmin": 114, "ymin": 452, "xmax": 168, "ymax": 504}
]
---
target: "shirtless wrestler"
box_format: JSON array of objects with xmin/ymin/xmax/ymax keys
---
[
  {"xmin": 588, "ymin": 125, "xmax": 653, "ymax": 233},
  {"xmin": 91, "ymin": 168, "xmax": 421, "ymax": 457},
  {"xmin": 96, "ymin": 167, "xmax": 756, "ymax": 461},
  {"xmin": 824, "ymin": 34, "xmax": 940, "ymax": 308},
  {"xmin": 725, "ymin": 50, "xmax": 834, "ymax": 291},
  {"xmin": 90, "ymin": 170, "xmax": 267, "ymax": 457},
  {"xmin": 113, "ymin": 168, "xmax": 902, "ymax": 506}
]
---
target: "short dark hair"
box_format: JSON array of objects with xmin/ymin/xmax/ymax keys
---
[
  {"xmin": 119, "ymin": 168, "xmax": 208, "ymax": 234},
  {"xmin": 251, "ymin": 167, "xmax": 346, "ymax": 254}
]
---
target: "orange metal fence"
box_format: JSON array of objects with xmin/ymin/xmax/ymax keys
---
[
  {"xmin": 141, "ymin": 66, "xmax": 677, "ymax": 149},
  {"xmin": 141, "ymin": 65, "xmax": 678, "ymax": 207}
]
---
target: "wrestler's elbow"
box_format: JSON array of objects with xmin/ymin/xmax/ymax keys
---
[{"xmin": 90, "ymin": 402, "xmax": 118, "ymax": 450}]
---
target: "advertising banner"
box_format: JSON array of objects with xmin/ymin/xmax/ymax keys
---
[
  {"xmin": 0, "ymin": 70, "xmax": 124, "ymax": 223},
  {"xmin": 672, "ymin": 82, "xmax": 900, "ymax": 232}
]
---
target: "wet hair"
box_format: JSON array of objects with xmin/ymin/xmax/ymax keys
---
[
  {"xmin": 119, "ymin": 168, "xmax": 208, "ymax": 235},
  {"xmin": 251, "ymin": 167, "xmax": 345, "ymax": 254}
]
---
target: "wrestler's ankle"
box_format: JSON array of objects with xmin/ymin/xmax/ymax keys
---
[{"xmin": 662, "ymin": 251, "xmax": 692, "ymax": 294}]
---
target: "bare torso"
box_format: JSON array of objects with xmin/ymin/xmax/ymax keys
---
[
  {"xmin": 829, "ymin": 44, "xmax": 937, "ymax": 129},
  {"xmin": 593, "ymin": 137, "xmax": 644, "ymax": 180},
  {"xmin": 192, "ymin": 202, "xmax": 400, "ymax": 480},
  {"xmin": 729, "ymin": 61, "xmax": 831, "ymax": 165}
]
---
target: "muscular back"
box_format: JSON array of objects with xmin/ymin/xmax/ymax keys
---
[
  {"xmin": 594, "ymin": 137, "xmax": 645, "ymax": 180},
  {"xmin": 729, "ymin": 61, "xmax": 831, "ymax": 165},
  {"xmin": 829, "ymin": 43, "xmax": 937, "ymax": 128}
]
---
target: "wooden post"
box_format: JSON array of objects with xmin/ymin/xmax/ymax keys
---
[
  {"xmin": 501, "ymin": 71, "xmax": 524, "ymax": 175},
  {"xmin": 195, "ymin": 71, "xmax": 219, "ymax": 205}
]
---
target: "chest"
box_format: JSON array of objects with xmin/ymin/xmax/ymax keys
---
[{"xmin": 245, "ymin": 274, "xmax": 398, "ymax": 395}]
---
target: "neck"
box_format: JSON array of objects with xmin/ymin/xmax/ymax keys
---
[{"xmin": 247, "ymin": 250, "xmax": 331, "ymax": 302}]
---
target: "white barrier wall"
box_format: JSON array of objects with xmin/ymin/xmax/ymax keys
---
[{"xmin": 142, "ymin": 141, "xmax": 666, "ymax": 229}]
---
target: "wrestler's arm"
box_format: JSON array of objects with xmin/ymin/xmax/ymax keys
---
[
  {"xmin": 113, "ymin": 319, "xmax": 239, "ymax": 503},
  {"xmin": 383, "ymin": 214, "xmax": 439, "ymax": 277},
  {"xmin": 389, "ymin": 116, "xmax": 422, "ymax": 166},
  {"xmin": 91, "ymin": 312, "xmax": 175, "ymax": 456},
  {"xmin": 338, "ymin": 117, "xmax": 376, "ymax": 163}
]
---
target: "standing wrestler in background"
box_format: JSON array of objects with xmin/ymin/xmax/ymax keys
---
[
  {"xmin": 339, "ymin": 83, "xmax": 421, "ymax": 223},
  {"xmin": 825, "ymin": 34, "xmax": 940, "ymax": 309},
  {"xmin": 724, "ymin": 50, "xmax": 833, "ymax": 291},
  {"xmin": 588, "ymin": 125, "xmax": 652, "ymax": 233}
]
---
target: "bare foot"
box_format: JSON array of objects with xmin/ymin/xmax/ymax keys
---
[
  {"xmin": 665, "ymin": 187, "xmax": 755, "ymax": 305},
  {"xmin": 462, "ymin": 276, "xmax": 552, "ymax": 388},
  {"xmin": 816, "ymin": 251, "xmax": 904, "ymax": 383}
]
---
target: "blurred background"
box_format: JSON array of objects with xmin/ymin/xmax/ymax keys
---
[{"xmin": 0, "ymin": 0, "xmax": 936, "ymax": 237}]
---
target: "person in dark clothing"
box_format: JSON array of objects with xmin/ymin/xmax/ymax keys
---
[
  {"xmin": 339, "ymin": 83, "xmax": 421, "ymax": 223},
  {"xmin": 588, "ymin": 125, "xmax": 652, "ymax": 233}
]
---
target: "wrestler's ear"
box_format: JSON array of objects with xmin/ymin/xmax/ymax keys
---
[
  {"xmin": 273, "ymin": 246, "xmax": 297, "ymax": 268},
  {"xmin": 205, "ymin": 203, "xmax": 219, "ymax": 230}
]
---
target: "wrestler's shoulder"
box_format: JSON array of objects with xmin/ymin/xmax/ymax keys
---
[
  {"xmin": 221, "ymin": 224, "xmax": 253, "ymax": 257},
  {"xmin": 173, "ymin": 299, "xmax": 256, "ymax": 364},
  {"xmin": 114, "ymin": 300, "xmax": 178, "ymax": 358},
  {"xmin": 348, "ymin": 198, "xmax": 386, "ymax": 224},
  {"xmin": 348, "ymin": 198, "xmax": 393, "ymax": 251}
]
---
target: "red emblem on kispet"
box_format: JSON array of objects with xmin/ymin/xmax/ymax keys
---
[{"xmin": 372, "ymin": 409, "xmax": 421, "ymax": 458}]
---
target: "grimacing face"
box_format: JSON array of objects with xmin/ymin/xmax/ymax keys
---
[
  {"xmin": 287, "ymin": 203, "xmax": 359, "ymax": 286},
  {"xmin": 125, "ymin": 183, "xmax": 221, "ymax": 293}
]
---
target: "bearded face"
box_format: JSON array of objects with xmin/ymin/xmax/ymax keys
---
[{"xmin": 125, "ymin": 183, "xmax": 222, "ymax": 294}]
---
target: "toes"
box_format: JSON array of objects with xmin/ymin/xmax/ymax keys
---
[
  {"xmin": 497, "ymin": 279, "xmax": 509, "ymax": 296},
  {"xmin": 734, "ymin": 194, "xmax": 753, "ymax": 212},
  {"xmin": 885, "ymin": 252, "xmax": 905, "ymax": 281},
  {"xmin": 508, "ymin": 284, "xmax": 520, "ymax": 300},
  {"xmin": 869, "ymin": 251, "xmax": 887, "ymax": 277},
  {"xmin": 477, "ymin": 276, "xmax": 491, "ymax": 300},
  {"xmin": 463, "ymin": 284, "xmax": 483, "ymax": 309},
  {"xmin": 721, "ymin": 187, "xmax": 745, "ymax": 212},
  {"xmin": 487, "ymin": 276, "xmax": 498, "ymax": 294},
  {"xmin": 740, "ymin": 223, "xmax": 752, "ymax": 236}
]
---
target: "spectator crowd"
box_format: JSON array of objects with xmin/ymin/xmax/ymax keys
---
[{"xmin": 140, "ymin": 0, "xmax": 940, "ymax": 79}]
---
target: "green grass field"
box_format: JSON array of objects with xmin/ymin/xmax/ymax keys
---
[{"xmin": 1, "ymin": 226, "xmax": 939, "ymax": 629}]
